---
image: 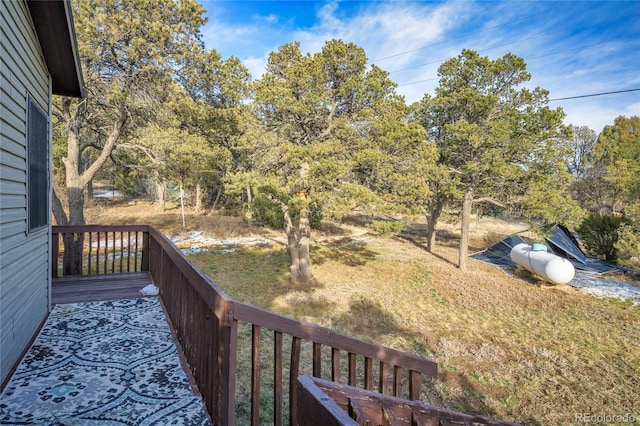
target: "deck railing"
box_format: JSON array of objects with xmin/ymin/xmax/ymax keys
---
[
  {"xmin": 52, "ymin": 225, "xmax": 438, "ymax": 426},
  {"xmin": 297, "ymin": 376, "xmax": 519, "ymax": 426},
  {"xmin": 52, "ymin": 225, "xmax": 149, "ymax": 277}
]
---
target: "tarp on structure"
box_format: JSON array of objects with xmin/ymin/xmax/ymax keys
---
[
  {"xmin": 545, "ymin": 224, "xmax": 618, "ymax": 275},
  {"xmin": 469, "ymin": 234, "xmax": 527, "ymax": 266},
  {"xmin": 545, "ymin": 224, "xmax": 588, "ymax": 264},
  {"xmin": 470, "ymin": 225, "xmax": 636, "ymax": 303},
  {"xmin": 470, "ymin": 224, "xmax": 619, "ymax": 276}
]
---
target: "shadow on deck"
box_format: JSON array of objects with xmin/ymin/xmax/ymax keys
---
[{"xmin": 52, "ymin": 271, "xmax": 154, "ymax": 304}]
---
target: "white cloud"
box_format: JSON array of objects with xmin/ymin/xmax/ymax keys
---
[
  {"xmin": 561, "ymin": 96, "xmax": 640, "ymax": 133},
  {"xmin": 199, "ymin": 0, "xmax": 639, "ymax": 130},
  {"xmin": 298, "ymin": 1, "xmax": 469, "ymax": 64},
  {"xmin": 243, "ymin": 56, "xmax": 269, "ymax": 80},
  {"xmin": 263, "ymin": 14, "xmax": 279, "ymax": 24},
  {"xmin": 623, "ymin": 101, "xmax": 640, "ymax": 118},
  {"xmin": 281, "ymin": 0, "xmax": 474, "ymax": 103}
]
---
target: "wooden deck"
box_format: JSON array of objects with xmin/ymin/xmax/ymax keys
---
[
  {"xmin": 52, "ymin": 271, "xmax": 155, "ymax": 304},
  {"xmin": 51, "ymin": 225, "xmax": 443, "ymax": 425}
]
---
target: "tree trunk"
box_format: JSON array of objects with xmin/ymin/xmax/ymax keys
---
[
  {"xmin": 52, "ymin": 189, "xmax": 84, "ymax": 275},
  {"xmin": 62, "ymin": 184, "xmax": 86, "ymax": 275},
  {"xmin": 52, "ymin": 189, "xmax": 68, "ymax": 226},
  {"xmin": 283, "ymin": 205, "xmax": 314, "ymax": 286},
  {"xmin": 63, "ymin": 132, "xmax": 86, "ymax": 275},
  {"xmin": 210, "ymin": 185, "xmax": 223, "ymax": 212},
  {"xmin": 195, "ymin": 182, "xmax": 203, "ymax": 215},
  {"xmin": 62, "ymin": 232, "xmax": 85, "ymax": 276},
  {"xmin": 425, "ymin": 196, "xmax": 445, "ymax": 252},
  {"xmin": 67, "ymin": 186, "xmax": 86, "ymax": 225},
  {"xmin": 155, "ymin": 180, "xmax": 166, "ymax": 212},
  {"xmin": 56, "ymin": 98, "xmax": 128, "ymax": 274},
  {"xmin": 179, "ymin": 183, "xmax": 186, "ymax": 228},
  {"xmin": 458, "ymin": 188, "xmax": 474, "ymax": 272}
]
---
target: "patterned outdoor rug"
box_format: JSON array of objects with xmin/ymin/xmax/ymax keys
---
[{"xmin": 0, "ymin": 297, "xmax": 210, "ymax": 425}]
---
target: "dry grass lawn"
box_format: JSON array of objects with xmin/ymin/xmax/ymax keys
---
[{"xmin": 87, "ymin": 199, "xmax": 640, "ymax": 425}]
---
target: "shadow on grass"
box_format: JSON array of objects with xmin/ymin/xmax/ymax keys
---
[
  {"xmin": 312, "ymin": 240, "xmax": 379, "ymax": 267},
  {"xmin": 188, "ymin": 235, "xmax": 529, "ymax": 425},
  {"xmin": 331, "ymin": 295, "xmax": 432, "ymax": 351},
  {"xmin": 439, "ymin": 369, "xmax": 541, "ymax": 425},
  {"xmin": 188, "ymin": 246, "xmax": 295, "ymax": 303},
  {"xmin": 397, "ymin": 232, "xmax": 459, "ymax": 268},
  {"xmin": 330, "ymin": 296, "xmax": 529, "ymax": 422}
]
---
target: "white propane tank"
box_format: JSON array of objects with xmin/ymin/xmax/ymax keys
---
[{"xmin": 510, "ymin": 243, "xmax": 575, "ymax": 284}]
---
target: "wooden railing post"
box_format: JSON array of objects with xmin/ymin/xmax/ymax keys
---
[
  {"xmin": 393, "ymin": 366, "xmax": 402, "ymax": 397},
  {"xmin": 274, "ymin": 332, "xmax": 284, "ymax": 426},
  {"xmin": 51, "ymin": 229, "xmax": 59, "ymax": 278},
  {"xmin": 141, "ymin": 229, "xmax": 150, "ymax": 271},
  {"xmin": 219, "ymin": 318, "xmax": 238, "ymax": 426},
  {"xmin": 289, "ymin": 337, "xmax": 302, "ymax": 426},
  {"xmin": 251, "ymin": 324, "xmax": 262, "ymax": 426},
  {"xmin": 409, "ymin": 370, "xmax": 422, "ymax": 400}
]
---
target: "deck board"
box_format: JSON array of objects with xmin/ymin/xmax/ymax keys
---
[{"xmin": 52, "ymin": 271, "xmax": 155, "ymax": 304}]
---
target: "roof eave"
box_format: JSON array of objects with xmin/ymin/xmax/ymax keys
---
[{"xmin": 27, "ymin": 0, "xmax": 86, "ymax": 98}]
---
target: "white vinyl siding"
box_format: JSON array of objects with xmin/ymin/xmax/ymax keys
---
[{"xmin": 0, "ymin": 0, "xmax": 51, "ymax": 386}]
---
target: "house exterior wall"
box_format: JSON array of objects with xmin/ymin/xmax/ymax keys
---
[{"xmin": 0, "ymin": 0, "xmax": 52, "ymax": 385}]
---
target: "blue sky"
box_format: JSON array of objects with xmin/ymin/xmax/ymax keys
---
[{"xmin": 199, "ymin": 0, "xmax": 640, "ymax": 132}]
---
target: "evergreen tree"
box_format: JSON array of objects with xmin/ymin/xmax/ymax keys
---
[
  {"xmin": 414, "ymin": 49, "xmax": 575, "ymax": 271},
  {"xmin": 248, "ymin": 40, "xmax": 433, "ymax": 285}
]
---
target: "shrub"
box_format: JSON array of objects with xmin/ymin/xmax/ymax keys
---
[
  {"xmin": 251, "ymin": 195, "xmax": 323, "ymax": 230},
  {"xmin": 615, "ymin": 203, "xmax": 640, "ymax": 268},
  {"xmin": 577, "ymin": 214, "xmax": 629, "ymax": 262},
  {"xmin": 367, "ymin": 219, "xmax": 404, "ymax": 235},
  {"xmin": 308, "ymin": 201, "xmax": 323, "ymax": 229},
  {"xmin": 251, "ymin": 194, "xmax": 284, "ymax": 229}
]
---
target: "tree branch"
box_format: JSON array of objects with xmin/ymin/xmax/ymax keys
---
[
  {"xmin": 52, "ymin": 189, "xmax": 68, "ymax": 225},
  {"xmin": 80, "ymin": 108, "xmax": 128, "ymax": 187},
  {"xmin": 117, "ymin": 142, "xmax": 166, "ymax": 166},
  {"xmin": 473, "ymin": 197, "xmax": 507, "ymax": 208}
]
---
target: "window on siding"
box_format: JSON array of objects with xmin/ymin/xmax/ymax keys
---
[{"xmin": 27, "ymin": 97, "xmax": 49, "ymax": 232}]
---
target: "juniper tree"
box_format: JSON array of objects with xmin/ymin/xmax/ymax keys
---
[
  {"xmin": 248, "ymin": 40, "xmax": 434, "ymax": 285},
  {"xmin": 413, "ymin": 49, "xmax": 575, "ymax": 271}
]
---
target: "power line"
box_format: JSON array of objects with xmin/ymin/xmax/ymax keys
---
[
  {"xmin": 525, "ymin": 40, "xmax": 611, "ymax": 61},
  {"xmin": 397, "ymin": 76, "xmax": 439, "ymax": 87},
  {"xmin": 549, "ymin": 88, "xmax": 640, "ymax": 102}
]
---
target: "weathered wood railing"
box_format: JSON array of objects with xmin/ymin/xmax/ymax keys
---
[
  {"xmin": 146, "ymin": 225, "xmax": 236, "ymax": 423},
  {"xmin": 52, "ymin": 225, "xmax": 149, "ymax": 277},
  {"xmin": 297, "ymin": 376, "xmax": 520, "ymax": 426},
  {"xmin": 231, "ymin": 301, "xmax": 436, "ymax": 425},
  {"xmin": 52, "ymin": 225, "xmax": 438, "ymax": 426}
]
